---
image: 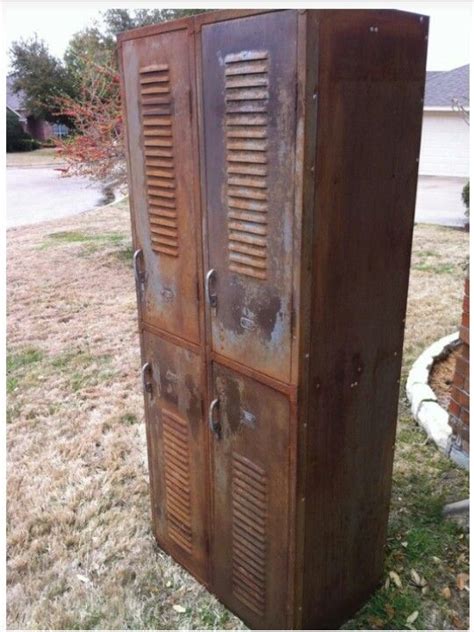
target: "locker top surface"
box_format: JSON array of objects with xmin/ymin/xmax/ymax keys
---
[{"xmin": 116, "ymin": 8, "xmax": 428, "ymax": 43}]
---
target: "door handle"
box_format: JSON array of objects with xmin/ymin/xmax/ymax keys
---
[
  {"xmin": 205, "ymin": 269, "xmax": 217, "ymax": 308},
  {"xmin": 133, "ymin": 248, "xmax": 145, "ymax": 298},
  {"xmin": 141, "ymin": 362, "xmax": 153, "ymax": 394},
  {"xmin": 208, "ymin": 398, "xmax": 220, "ymax": 438}
]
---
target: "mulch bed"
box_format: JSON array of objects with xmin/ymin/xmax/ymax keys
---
[{"xmin": 429, "ymin": 345, "xmax": 462, "ymax": 411}]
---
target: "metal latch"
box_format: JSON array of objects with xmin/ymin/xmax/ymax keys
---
[
  {"xmin": 141, "ymin": 362, "xmax": 153, "ymax": 394},
  {"xmin": 205, "ymin": 269, "xmax": 217, "ymax": 308},
  {"xmin": 133, "ymin": 249, "xmax": 145, "ymax": 298}
]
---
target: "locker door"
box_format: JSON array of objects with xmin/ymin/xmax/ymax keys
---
[
  {"xmin": 121, "ymin": 28, "xmax": 200, "ymax": 344},
  {"xmin": 209, "ymin": 363, "xmax": 291, "ymax": 629},
  {"xmin": 141, "ymin": 331, "xmax": 208, "ymax": 582},
  {"xmin": 201, "ymin": 11, "xmax": 298, "ymax": 382}
]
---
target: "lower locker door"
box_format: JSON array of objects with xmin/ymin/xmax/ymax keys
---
[
  {"xmin": 210, "ymin": 363, "xmax": 291, "ymax": 629},
  {"xmin": 142, "ymin": 331, "xmax": 208, "ymax": 583}
]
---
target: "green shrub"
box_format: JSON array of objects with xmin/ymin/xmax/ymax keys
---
[
  {"xmin": 18, "ymin": 138, "xmax": 41, "ymax": 151},
  {"xmin": 6, "ymin": 108, "xmax": 39, "ymax": 152},
  {"xmin": 42, "ymin": 139, "xmax": 57, "ymax": 148},
  {"xmin": 462, "ymin": 180, "xmax": 469, "ymax": 215}
]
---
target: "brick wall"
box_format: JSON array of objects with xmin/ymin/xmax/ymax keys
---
[{"xmin": 448, "ymin": 277, "xmax": 469, "ymax": 458}]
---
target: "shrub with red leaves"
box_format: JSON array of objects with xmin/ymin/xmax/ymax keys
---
[{"xmin": 57, "ymin": 54, "xmax": 126, "ymax": 189}]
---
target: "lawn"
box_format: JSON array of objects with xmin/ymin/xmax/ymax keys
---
[
  {"xmin": 6, "ymin": 201, "xmax": 469, "ymax": 630},
  {"xmin": 6, "ymin": 147, "xmax": 63, "ymax": 168}
]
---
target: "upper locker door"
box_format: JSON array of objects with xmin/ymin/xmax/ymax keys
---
[
  {"xmin": 201, "ymin": 11, "xmax": 298, "ymax": 383},
  {"xmin": 121, "ymin": 27, "xmax": 200, "ymax": 344}
]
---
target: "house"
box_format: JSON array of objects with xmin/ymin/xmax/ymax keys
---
[
  {"xmin": 6, "ymin": 74, "xmax": 63, "ymax": 142},
  {"xmin": 419, "ymin": 64, "xmax": 469, "ymax": 178}
]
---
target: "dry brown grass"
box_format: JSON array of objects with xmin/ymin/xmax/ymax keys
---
[{"xmin": 7, "ymin": 204, "xmax": 469, "ymax": 630}]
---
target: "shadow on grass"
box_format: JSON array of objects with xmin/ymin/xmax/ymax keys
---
[{"xmin": 345, "ymin": 442, "xmax": 468, "ymax": 630}]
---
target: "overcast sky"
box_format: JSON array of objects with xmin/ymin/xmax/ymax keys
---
[{"xmin": 3, "ymin": 1, "xmax": 471, "ymax": 71}]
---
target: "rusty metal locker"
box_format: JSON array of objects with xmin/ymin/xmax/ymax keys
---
[{"xmin": 118, "ymin": 9, "xmax": 428, "ymax": 629}]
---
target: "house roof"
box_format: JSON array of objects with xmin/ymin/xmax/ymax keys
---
[
  {"xmin": 6, "ymin": 75, "xmax": 28, "ymax": 119},
  {"xmin": 424, "ymin": 64, "xmax": 469, "ymax": 109}
]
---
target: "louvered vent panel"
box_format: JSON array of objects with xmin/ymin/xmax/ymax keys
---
[
  {"xmin": 224, "ymin": 51, "xmax": 269, "ymax": 280},
  {"xmin": 231, "ymin": 453, "xmax": 267, "ymax": 615},
  {"xmin": 139, "ymin": 64, "xmax": 178, "ymax": 257},
  {"xmin": 162, "ymin": 410, "xmax": 192, "ymax": 553}
]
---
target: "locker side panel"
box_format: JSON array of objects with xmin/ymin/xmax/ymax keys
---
[
  {"xmin": 141, "ymin": 331, "xmax": 209, "ymax": 583},
  {"xmin": 302, "ymin": 11, "xmax": 429, "ymax": 628},
  {"xmin": 200, "ymin": 11, "xmax": 298, "ymax": 383},
  {"xmin": 121, "ymin": 29, "xmax": 201, "ymax": 344},
  {"xmin": 210, "ymin": 364, "xmax": 291, "ymax": 629}
]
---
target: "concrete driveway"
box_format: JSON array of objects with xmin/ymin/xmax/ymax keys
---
[
  {"xmin": 7, "ymin": 168, "xmax": 467, "ymax": 229},
  {"xmin": 7, "ymin": 168, "xmax": 106, "ymax": 228},
  {"xmin": 415, "ymin": 176, "xmax": 467, "ymax": 228}
]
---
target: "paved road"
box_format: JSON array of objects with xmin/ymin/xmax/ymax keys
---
[
  {"xmin": 7, "ymin": 168, "xmax": 106, "ymax": 229},
  {"xmin": 7, "ymin": 168, "xmax": 467, "ymax": 229},
  {"xmin": 415, "ymin": 176, "xmax": 467, "ymax": 228}
]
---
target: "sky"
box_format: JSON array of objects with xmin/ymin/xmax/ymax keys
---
[{"xmin": 2, "ymin": 1, "xmax": 471, "ymax": 71}]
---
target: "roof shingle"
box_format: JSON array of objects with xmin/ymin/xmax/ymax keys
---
[{"xmin": 424, "ymin": 64, "xmax": 469, "ymax": 108}]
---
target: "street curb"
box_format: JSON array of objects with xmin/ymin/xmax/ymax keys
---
[
  {"xmin": 6, "ymin": 162, "xmax": 67, "ymax": 169},
  {"xmin": 406, "ymin": 332, "xmax": 467, "ymax": 467},
  {"xmin": 101, "ymin": 192, "xmax": 128, "ymax": 208}
]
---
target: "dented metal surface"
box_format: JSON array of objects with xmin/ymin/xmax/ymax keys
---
[
  {"xmin": 211, "ymin": 363, "xmax": 291, "ymax": 627},
  {"xmin": 121, "ymin": 30, "xmax": 200, "ymax": 344},
  {"xmin": 202, "ymin": 11, "xmax": 298, "ymax": 383},
  {"xmin": 141, "ymin": 330, "xmax": 208, "ymax": 579},
  {"xmin": 119, "ymin": 8, "xmax": 428, "ymax": 630}
]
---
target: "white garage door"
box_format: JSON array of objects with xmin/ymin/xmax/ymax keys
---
[{"xmin": 419, "ymin": 110, "xmax": 469, "ymax": 177}]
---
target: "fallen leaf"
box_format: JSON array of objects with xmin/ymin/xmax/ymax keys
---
[
  {"xmin": 406, "ymin": 610, "xmax": 419, "ymax": 624},
  {"xmin": 422, "ymin": 586, "xmax": 429, "ymax": 595},
  {"xmin": 402, "ymin": 541, "xmax": 408, "ymax": 548},
  {"xmin": 368, "ymin": 616, "xmax": 384, "ymax": 628},
  {"xmin": 456, "ymin": 573, "xmax": 469, "ymax": 590},
  {"xmin": 77, "ymin": 574, "xmax": 89, "ymax": 583},
  {"xmin": 384, "ymin": 577, "xmax": 390, "ymax": 590},
  {"xmin": 410, "ymin": 569, "xmax": 422, "ymax": 586},
  {"xmin": 451, "ymin": 613, "xmax": 464, "ymax": 629},
  {"xmin": 432, "ymin": 556, "xmax": 442, "ymax": 564},
  {"xmin": 384, "ymin": 604, "xmax": 395, "ymax": 619},
  {"xmin": 441, "ymin": 586, "xmax": 452, "ymax": 599},
  {"xmin": 165, "ymin": 580, "xmax": 172, "ymax": 588},
  {"xmin": 173, "ymin": 605, "xmax": 186, "ymax": 614},
  {"xmin": 389, "ymin": 571, "xmax": 402, "ymax": 588}
]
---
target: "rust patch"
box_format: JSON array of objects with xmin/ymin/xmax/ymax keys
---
[
  {"xmin": 255, "ymin": 292, "xmax": 281, "ymax": 341},
  {"xmin": 185, "ymin": 373, "xmax": 201, "ymax": 437},
  {"xmin": 223, "ymin": 374, "xmax": 242, "ymax": 437},
  {"xmin": 160, "ymin": 366, "xmax": 178, "ymax": 405},
  {"xmin": 222, "ymin": 276, "xmax": 282, "ymax": 342}
]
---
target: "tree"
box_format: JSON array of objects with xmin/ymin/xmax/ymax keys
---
[
  {"xmin": 64, "ymin": 28, "xmax": 114, "ymax": 92},
  {"xmin": 101, "ymin": 8, "xmax": 209, "ymax": 36},
  {"xmin": 101, "ymin": 9, "xmax": 136, "ymax": 37},
  {"xmin": 57, "ymin": 56, "xmax": 124, "ymax": 187},
  {"xmin": 9, "ymin": 35, "xmax": 75, "ymax": 123},
  {"xmin": 58, "ymin": 9, "xmax": 209, "ymax": 187}
]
